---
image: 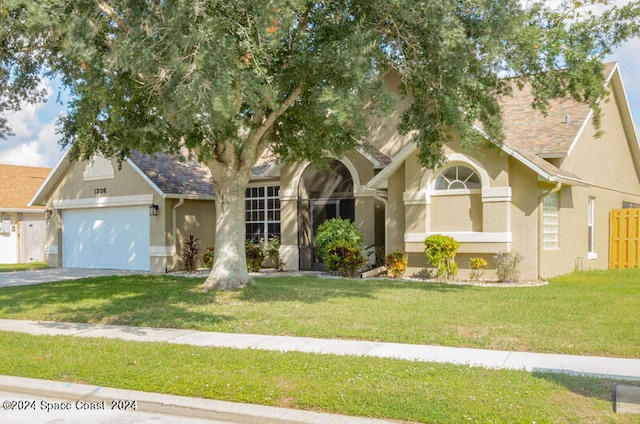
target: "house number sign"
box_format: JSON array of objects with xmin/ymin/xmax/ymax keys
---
[{"xmin": 94, "ymin": 188, "xmax": 107, "ymax": 195}]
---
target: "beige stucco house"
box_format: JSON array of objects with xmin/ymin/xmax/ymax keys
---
[
  {"xmin": 31, "ymin": 62, "xmax": 640, "ymax": 280},
  {"xmin": 0, "ymin": 164, "xmax": 50, "ymax": 264}
]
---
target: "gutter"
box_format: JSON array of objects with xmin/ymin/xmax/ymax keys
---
[
  {"xmin": 171, "ymin": 198, "xmax": 185, "ymax": 271},
  {"xmin": 372, "ymin": 191, "xmax": 389, "ymax": 257}
]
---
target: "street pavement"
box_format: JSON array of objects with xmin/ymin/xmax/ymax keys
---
[{"xmin": 0, "ymin": 268, "xmax": 638, "ymax": 422}]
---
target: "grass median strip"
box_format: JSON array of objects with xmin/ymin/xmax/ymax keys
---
[
  {"xmin": 0, "ymin": 269, "xmax": 639, "ymax": 357},
  {"xmin": 1, "ymin": 331, "xmax": 638, "ymax": 423},
  {"xmin": 0, "ymin": 263, "xmax": 48, "ymax": 272}
]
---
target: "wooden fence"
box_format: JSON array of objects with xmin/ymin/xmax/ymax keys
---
[{"xmin": 610, "ymin": 208, "xmax": 640, "ymax": 269}]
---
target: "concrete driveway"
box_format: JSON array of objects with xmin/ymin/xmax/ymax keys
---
[{"xmin": 0, "ymin": 268, "xmax": 148, "ymax": 288}]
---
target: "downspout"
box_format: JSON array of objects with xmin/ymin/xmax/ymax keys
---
[
  {"xmin": 537, "ymin": 182, "xmax": 562, "ymax": 281},
  {"xmin": 171, "ymin": 198, "xmax": 185, "ymax": 272}
]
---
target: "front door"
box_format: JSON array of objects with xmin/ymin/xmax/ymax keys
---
[{"xmin": 309, "ymin": 200, "xmax": 339, "ymax": 270}]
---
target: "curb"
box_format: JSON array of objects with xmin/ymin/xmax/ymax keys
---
[{"xmin": 0, "ymin": 375, "xmax": 397, "ymax": 424}]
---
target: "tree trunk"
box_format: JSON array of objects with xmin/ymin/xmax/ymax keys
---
[{"xmin": 201, "ymin": 170, "xmax": 253, "ymax": 291}]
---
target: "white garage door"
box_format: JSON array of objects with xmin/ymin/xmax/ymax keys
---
[{"xmin": 62, "ymin": 207, "xmax": 150, "ymax": 271}]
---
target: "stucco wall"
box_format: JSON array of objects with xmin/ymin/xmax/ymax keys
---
[
  {"xmin": 537, "ymin": 86, "xmax": 640, "ymax": 278},
  {"xmin": 44, "ymin": 158, "xmax": 157, "ymax": 268},
  {"xmin": 41, "ymin": 157, "xmax": 208, "ymax": 273},
  {"xmin": 167, "ymin": 199, "xmax": 216, "ymax": 272}
]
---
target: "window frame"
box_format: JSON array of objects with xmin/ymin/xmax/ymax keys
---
[
  {"xmin": 432, "ymin": 165, "xmax": 482, "ymax": 194},
  {"xmin": 245, "ymin": 185, "xmax": 281, "ymax": 242},
  {"xmin": 587, "ymin": 196, "xmax": 597, "ymax": 259},
  {"xmin": 542, "ymin": 191, "xmax": 559, "ymax": 250}
]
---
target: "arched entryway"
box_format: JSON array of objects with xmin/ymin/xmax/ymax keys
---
[{"xmin": 298, "ymin": 160, "xmax": 355, "ymax": 270}]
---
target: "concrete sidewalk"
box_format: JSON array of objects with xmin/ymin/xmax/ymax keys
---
[
  {"xmin": 1, "ymin": 319, "xmax": 639, "ymax": 421},
  {"xmin": 1, "ymin": 319, "xmax": 639, "ymax": 381}
]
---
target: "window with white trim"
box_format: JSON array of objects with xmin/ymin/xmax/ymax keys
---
[
  {"xmin": 245, "ymin": 186, "xmax": 281, "ymax": 242},
  {"xmin": 588, "ymin": 197, "xmax": 595, "ymax": 257},
  {"xmin": 433, "ymin": 165, "xmax": 481, "ymax": 191},
  {"xmin": 542, "ymin": 192, "xmax": 559, "ymax": 250}
]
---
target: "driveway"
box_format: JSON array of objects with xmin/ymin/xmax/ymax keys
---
[{"xmin": 0, "ymin": 268, "xmax": 147, "ymax": 288}]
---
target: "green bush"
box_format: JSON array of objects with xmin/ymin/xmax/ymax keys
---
[
  {"xmin": 202, "ymin": 245, "xmax": 215, "ymax": 269},
  {"xmin": 327, "ymin": 240, "xmax": 367, "ymax": 277},
  {"xmin": 245, "ymin": 240, "xmax": 265, "ymax": 272},
  {"xmin": 315, "ymin": 218, "xmax": 365, "ymax": 276},
  {"xmin": 424, "ymin": 234, "xmax": 459, "ymax": 280},
  {"xmin": 264, "ymin": 236, "xmax": 285, "ymax": 270},
  {"xmin": 385, "ymin": 250, "xmax": 408, "ymax": 278}
]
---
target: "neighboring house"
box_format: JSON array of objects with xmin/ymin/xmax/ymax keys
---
[
  {"xmin": 31, "ymin": 62, "xmax": 640, "ymax": 279},
  {"xmin": 0, "ymin": 164, "xmax": 50, "ymax": 264}
]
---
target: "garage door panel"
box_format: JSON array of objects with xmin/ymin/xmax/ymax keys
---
[{"xmin": 62, "ymin": 207, "xmax": 150, "ymax": 271}]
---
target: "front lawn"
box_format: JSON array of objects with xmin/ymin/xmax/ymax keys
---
[
  {"xmin": 0, "ymin": 269, "xmax": 638, "ymax": 357},
  {"xmin": 0, "ymin": 262, "xmax": 48, "ymax": 272},
  {"xmin": 1, "ymin": 331, "xmax": 637, "ymax": 424}
]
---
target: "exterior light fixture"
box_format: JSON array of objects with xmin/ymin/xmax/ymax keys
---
[
  {"xmin": 149, "ymin": 204, "xmax": 159, "ymax": 216},
  {"xmin": 44, "ymin": 209, "xmax": 53, "ymax": 220}
]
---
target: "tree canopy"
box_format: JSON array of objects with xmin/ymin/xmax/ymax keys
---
[{"xmin": 2, "ymin": 0, "xmax": 639, "ymax": 288}]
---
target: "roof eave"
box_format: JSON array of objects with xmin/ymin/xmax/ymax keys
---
[
  {"xmin": 163, "ymin": 193, "xmax": 217, "ymax": 201},
  {"xmin": 366, "ymin": 142, "xmax": 417, "ymax": 189},
  {"xmin": 0, "ymin": 208, "xmax": 46, "ymax": 213},
  {"xmin": 126, "ymin": 157, "xmax": 167, "ymax": 198},
  {"xmin": 28, "ymin": 150, "xmax": 72, "ymax": 206},
  {"xmin": 473, "ymin": 124, "xmax": 589, "ymax": 187}
]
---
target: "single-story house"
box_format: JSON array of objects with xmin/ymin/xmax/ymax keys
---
[
  {"xmin": 0, "ymin": 164, "xmax": 50, "ymax": 264},
  {"xmin": 31, "ymin": 62, "xmax": 640, "ymax": 279}
]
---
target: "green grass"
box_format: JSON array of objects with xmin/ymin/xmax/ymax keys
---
[
  {"xmin": 1, "ymin": 331, "xmax": 638, "ymax": 424},
  {"xmin": 0, "ymin": 262, "xmax": 48, "ymax": 272},
  {"xmin": 0, "ymin": 269, "xmax": 638, "ymax": 357}
]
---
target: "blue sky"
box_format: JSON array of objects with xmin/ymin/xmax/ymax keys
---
[{"xmin": 2, "ymin": 13, "xmax": 640, "ymax": 168}]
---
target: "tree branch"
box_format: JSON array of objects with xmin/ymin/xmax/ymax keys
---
[
  {"xmin": 241, "ymin": 83, "xmax": 304, "ymax": 166},
  {"xmin": 96, "ymin": 1, "xmax": 128, "ymax": 33}
]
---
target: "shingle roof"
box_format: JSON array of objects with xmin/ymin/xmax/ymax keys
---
[
  {"xmin": 499, "ymin": 86, "xmax": 590, "ymax": 158},
  {"xmin": 358, "ymin": 141, "xmax": 392, "ymax": 169},
  {"xmin": 128, "ymin": 151, "xmax": 215, "ymax": 198},
  {"xmin": 0, "ymin": 164, "xmax": 51, "ymax": 210},
  {"xmin": 496, "ymin": 62, "xmax": 618, "ymax": 183}
]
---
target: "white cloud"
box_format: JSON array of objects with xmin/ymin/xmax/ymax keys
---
[
  {"xmin": 0, "ymin": 78, "xmax": 65, "ymax": 168},
  {"xmin": 1, "ymin": 119, "xmax": 65, "ymax": 168}
]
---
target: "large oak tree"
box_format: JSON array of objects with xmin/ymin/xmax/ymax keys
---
[{"xmin": 1, "ymin": 0, "xmax": 639, "ymax": 289}]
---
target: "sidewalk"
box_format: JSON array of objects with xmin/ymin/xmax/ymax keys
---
[
  {"xmin": 1, "ymin": 319, "xmax": 639, "ymax": 422},
  {"xmin": 1, "ymin": 319, "xmax": 639, "ymax": 381}
]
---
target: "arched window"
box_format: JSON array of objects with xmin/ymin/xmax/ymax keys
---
[{"xmin": 433, "ymin": 165, "xmax": 481, "ymax": 191}]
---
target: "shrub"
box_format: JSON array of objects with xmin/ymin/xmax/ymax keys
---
[
  {"xmin": 469, "ymin": 257, "xmax": 488, "ymax": 280},
  {"xmin": 327, "ymin": 240, "xmax": 367, "ymax": 277},
  {"xmin": 245, "ymin": 240, "xmax": 265, "ymax": 272},
  {"xmin": 385, "ymin": 251, "xmax": 408, "ymax": 278},
  {"xmin": 494, "ymin": 251, "xmax": 524, "ymax": 282},
  {"xmin": 315, "ymin": 218, "xmax": 365, "ymax": 275},
  {"xmin": 182, "ymin": 234, "xmax": 199, "ymax": 272},
  {"xmin": 264, "ymin": 236, "xmax": 285, "ymax": 270},
  {"xmin": 202, "ymin": 245, "xmax": 215, "ymax": 269},
  {"xmin": 423, "ymin": 234, "xmax": 459, "ymax": 280}
]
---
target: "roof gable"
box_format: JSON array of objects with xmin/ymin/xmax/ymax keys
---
[
  {"xmin": 0, "ymin": 164, "xmax": 51, "ymax": 210},
  {"xmin": 368, "ymin": 62, "xmax": 635, "ymax": 188},
  {"xmin": 127, "ymin": 151, "xmax": 215, "ymax": 199}
]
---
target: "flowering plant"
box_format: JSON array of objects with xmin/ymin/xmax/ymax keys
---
[{"xmin": 494, "ymin": 251, "xmax": 523, "ymax": 282}]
